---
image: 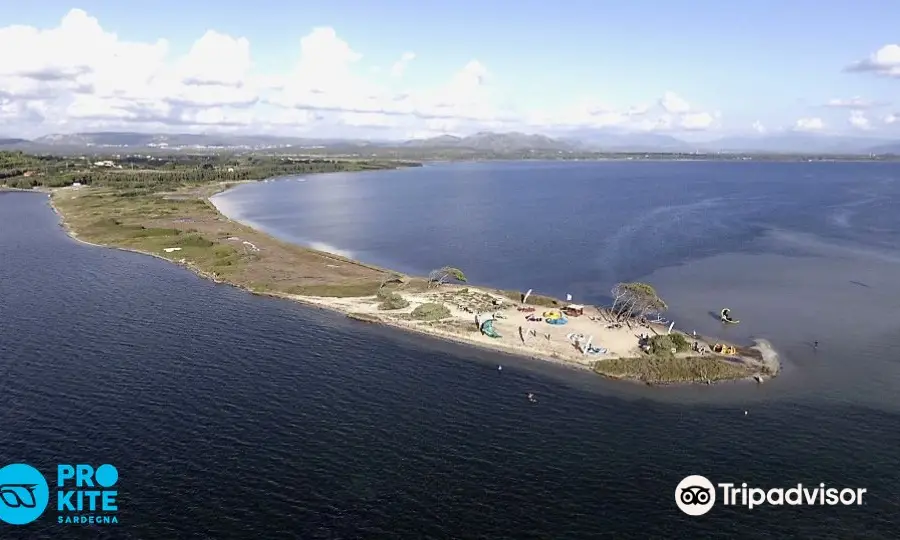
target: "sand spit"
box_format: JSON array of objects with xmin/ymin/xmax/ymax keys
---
[
  {"xmin": 288, "ymin": 290, "xmax": 780, "ymax": 382},
  {"xmin": 44, "ymin": 188, "xmax": 780, "ymax": 385}
]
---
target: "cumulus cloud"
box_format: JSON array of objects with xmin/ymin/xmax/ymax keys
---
[
  {"xmin": 660, "ymin": 91, "xmax": 691, "ymax": 114},
  {"xmin": 848, "ymin": 110, "xmax": 871, "ymax": 130},
  {"xmin": 0, "ymin": 8, "xmax": 721, "ymax": 138},
  {"xmin": 845, "ymin": 44, "xmax": 900, "ymax": 76},
  {"xmin": 824, "ymin": 96, "xmax": 881, "ymax": 109},
  {"xmin": 390, "ymin": 52, "xmax": 416, "ymax": 77},
  {"xmin": 680, "ymin": 111, "xmax": 714, "ymax": 130},
  {"xmin": 884, "ymin": 113, "xmax": 899, "ymax": 125},
  {"xmin": 752, "ymin": 120, "xmax": 766, "ymax": 134},
  {"xmin": 794, "ymin": 117, "xmax": 825, "ymax": 132}
]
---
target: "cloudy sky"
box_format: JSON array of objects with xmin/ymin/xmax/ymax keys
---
[{"xmin": 1, "ymin": 1, "xmax": 899, "ymax": 140}]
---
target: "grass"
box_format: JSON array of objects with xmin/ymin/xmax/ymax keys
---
[
  {"xmin": 52, "ymin": 185, "xmax": 393, "ymax": 296},
  {"xmin": 411, "ymin": 302, "xmax": 451, "ymax": 321},
  {"xmin": 592, "ymin": 356, "xmax": 755, "ymax": 384},
  {"xmin": 424, "ymin": 319, "xmax": 479, "ymax": 333}
]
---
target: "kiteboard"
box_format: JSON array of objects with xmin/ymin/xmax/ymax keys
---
[{"xmin": 720, "ymin": 308, "xmax": 740, "ymax": 324}]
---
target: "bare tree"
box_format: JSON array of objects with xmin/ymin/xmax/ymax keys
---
[
  {"xmin": 427, "ymin": 266, "xmax": 468, "ymax": 288},
  {"xmin": 610, "ymin": 282, "xmax": 667, "ymax": 321}
]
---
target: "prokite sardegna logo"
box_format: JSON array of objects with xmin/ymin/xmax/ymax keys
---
[{"xmin": 0, "ymin": 463, "xmax": 119, "ymax": 527}]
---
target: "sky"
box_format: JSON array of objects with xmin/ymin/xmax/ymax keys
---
[{"xmin": 1, "ymin": 1, "xmax": 899, "ymax": 140}]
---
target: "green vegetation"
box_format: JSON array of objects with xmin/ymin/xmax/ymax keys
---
[
  {"xmin": 668, "ymin": 333, "xmax": 690, "ymax": 351},
  {"xmin": 284, "ymin": 283, "xmax": 384, "ymax": 297},
  {"xmin": 0, "ymin": 151, "xmax": 416, "ymax": 190},
  {"xmin": 427, "ymin": 266, "xmax": 468, "ymax": 287},
  {"xmin": 647, "ymin": 333, "xmax": 690, "ymax": 357},
  {"xmin": 592, "ymin": 356, "xmax": 755, "ymax": 384},
  {"xmin": 376, "ymin": 289, "xmax": 410, "ymax": 310},
  {"xmin": 35, "ymin": 150, "xmax": 416, "ymax": 297},
  {"xmin": 411, "ymin": 302, "xmax": 451, "ymax": 321}
]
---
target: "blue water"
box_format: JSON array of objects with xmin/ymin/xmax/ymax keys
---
[
  {"xmin": 2, "ymin": 161, "xmax": 900, "ymax": 538},
  {"xmin": 215, "ymin": 161, "xmax": 900, "ymax": 407},
  {"xmin": 213, "ymin": 161, "xmax": 900, "ymax": 294}
]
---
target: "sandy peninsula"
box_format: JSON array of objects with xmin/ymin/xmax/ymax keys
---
[{"xmin": 44, "ymin": 181, "xmax": 780, "ymax": 386}]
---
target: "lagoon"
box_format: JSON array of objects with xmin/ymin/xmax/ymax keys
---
[{"xmin": 3, "ymin": 160, "xmax": 900, "ymax": 538}]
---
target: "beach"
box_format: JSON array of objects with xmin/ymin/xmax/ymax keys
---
[
  {"xmin": 42, "ymin": 180, "xmax": 780, "ymax": 385},
  {"xmin": 291, "ymin": 286, "xmax": 780, "ymax": 382}
]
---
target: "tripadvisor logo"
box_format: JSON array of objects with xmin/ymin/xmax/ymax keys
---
[
  {"xmin": 0, "ymin": 463, "xmax": 120, "ymax": 527},
  {"xmin": 675, "ymin": 474, "xmax": 868, "ymax": 515}
]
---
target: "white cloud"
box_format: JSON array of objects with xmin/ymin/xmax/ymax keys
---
[
  {"xmin": 751, "ymin": 120, "xmax": 766, "ymax": 134},
  {"xmin": 0, "ymin": 8, "xmax": 721, "ymax": 139},
  {"xmin": 680, "ymin": 111, "xmax": 714, "ymax": 130},
  {"xmin": 848, "ymin": 110, "xmax": 871, "ymax": 130},
  {"xmin": 390, "ymin": 52, "xmax": 416, "ymax": 77},
  {"xmin": 660, "ymin": 91, "xmax": 691, "ymax": 114},
  {"xmin": 794, "ymin": 117, "xmax": 825, "ymax": 132},
  {"xmin": 845, "ymin": 44, "xmax": 900, "ymax": 77},
  {"xmin": 175, "ymin": 30, "xmax": 251, "ymax": 87},
  {"xmin": 884, "ymin": 113, "xmax": 899, "ymax": 125},
  {"xmin": 825, "ymin": 97, "xmax": 880, "ymax": 109}
]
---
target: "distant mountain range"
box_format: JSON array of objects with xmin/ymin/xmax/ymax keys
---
[{"xmin": 1, "ymin": 130, "xmax": 898, "ymax": 156}]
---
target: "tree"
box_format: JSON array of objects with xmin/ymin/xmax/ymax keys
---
[
  {"xmin": 610, "ymin": 282, "xmax": 667, "ymax": 321},
  {"xmin": 427, "ymin": 266, "xmax": 467, "ymax": 288}
]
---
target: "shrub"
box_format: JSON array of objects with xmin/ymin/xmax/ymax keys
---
[
  {"xmin": 411, "ymin": 302, "xmax": 451, "ymax": 321},
  {"xmin": 377, "ymin": 291, "xmax": 410, "ymax": 310},
  {"xmin": 648, "ymin": 335, "xmax": 676, "ymax": 357},
  {"xmin": 669, "ymin": 333, "xmax": 690, "ymax": 352},
  {"xmin": 173, "ymin": 234, "xmax": 214, "ymax": 247}
]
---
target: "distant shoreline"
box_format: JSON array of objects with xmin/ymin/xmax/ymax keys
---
[{"xmin": 40, "ymin": 173, "xmax": 780, "ymax": 386}]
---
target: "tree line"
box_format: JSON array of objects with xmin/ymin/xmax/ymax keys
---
[{"xmin": 0, "ymin": 151, "xmax": 416, "ymax": 190}]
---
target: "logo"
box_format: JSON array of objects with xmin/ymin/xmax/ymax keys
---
[
  {"xmin": 56, "ymin": 464, "xmax": 119, "ymax": 525},
  {"xmin": 675, "ymin": 475, "xmax": 716, "ymax": 516},
  {"xmin": 675, "ymin": 475, "xmax": 868, "ymax": 515},
  {"xmin": 0, "ymin": 464, "xmax": 50, "ymax": 525}
]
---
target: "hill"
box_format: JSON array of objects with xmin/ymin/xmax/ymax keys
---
[
  {"xmin": 403, "ymin": 131, "xmax": 575, "ymax": 153},
  {"xmin": 3, "ymin": 130, "xmax": 899, "ymax": 157}
]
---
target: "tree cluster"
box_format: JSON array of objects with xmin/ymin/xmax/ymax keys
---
[{"xmin": 0, "ymin": 151, "xmax": 405, "ymax": 191}]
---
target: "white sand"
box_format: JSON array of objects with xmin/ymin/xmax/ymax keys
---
[{"xmin": 287, "ymin": 287, "xmax": 670, "ymax": 369}]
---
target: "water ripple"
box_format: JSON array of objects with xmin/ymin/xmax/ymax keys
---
[{"xmin": 1, "ymin": 188, "xmax": 899, "ymax": 539}]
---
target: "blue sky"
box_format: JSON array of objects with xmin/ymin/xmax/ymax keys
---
[{"xmin": 1, "ymin": 2, "xmax": 898, "ymax": 138}]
